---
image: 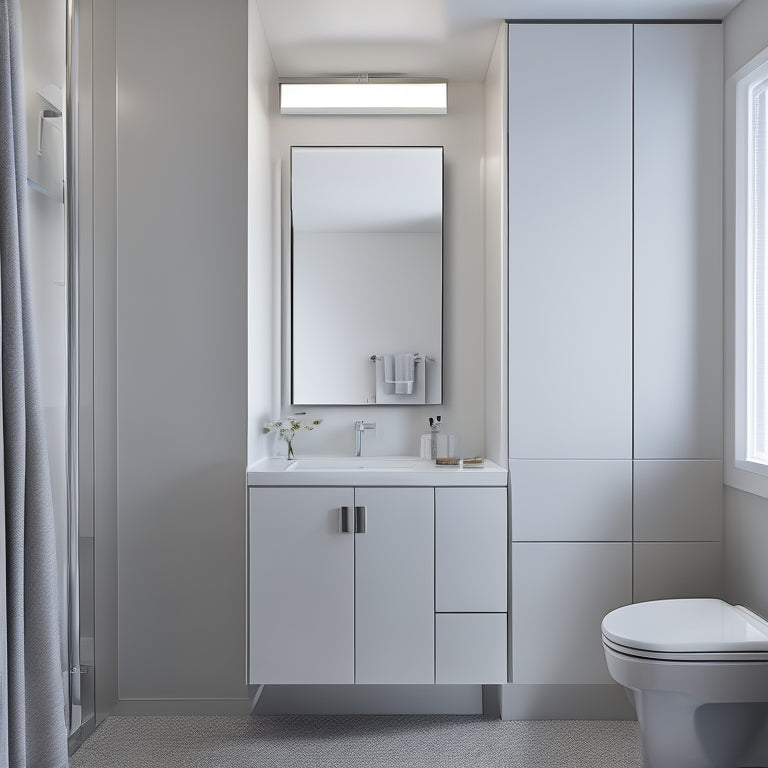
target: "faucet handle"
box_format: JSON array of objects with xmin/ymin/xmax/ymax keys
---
[{"xmin": 354, "ymin": 420, "xmax": 376, "ymax": 457}]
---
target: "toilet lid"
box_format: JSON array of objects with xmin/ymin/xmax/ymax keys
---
[{"xmin": 601, "ymin": 599, "xmax": 768, "ymax": 655}]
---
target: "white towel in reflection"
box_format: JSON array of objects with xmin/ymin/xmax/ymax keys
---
[{"xmin": 384, "ymin": 353, "xmax": 415, "ymax": 395}]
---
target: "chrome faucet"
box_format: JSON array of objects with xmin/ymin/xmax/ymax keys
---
[{"xmin": 354, "ymin": 420, "xmax": 376, "ymax": 457}]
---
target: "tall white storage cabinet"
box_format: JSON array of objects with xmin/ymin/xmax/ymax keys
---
[
  {"xmin": 632, "ymin": 24, "xmax": 723, "ymax": 602},
  {"xmin": 508, "ymin": 24, "xmax": 633, "ymax": 460},
  {"xmin": 508, "ymin": 22, "xmax": 723, "ymax": 698},
  {"xmin": 508, "ymin": 23, "xmax": 634, "ymax": 690}
]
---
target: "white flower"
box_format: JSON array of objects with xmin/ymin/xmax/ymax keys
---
[{"xmin": 264, "ymin": 417, "xmax": 323, "ymax": 443}]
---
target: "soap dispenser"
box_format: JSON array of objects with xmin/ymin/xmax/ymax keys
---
[
  {"xmin": 420, "ymin": 416, "xmax": 442, "ymax": 459},
  {"xmin": 420, "ymin": 416, "xmax": 460, "ymax": 461}
]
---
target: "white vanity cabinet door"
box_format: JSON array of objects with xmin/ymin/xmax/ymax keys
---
[
  {"xmin": 633, "ymin": 24, "xmax": 722, "ymax": 459},
  {"xmin": 435, "ymin": 487, "xmax": 507, "ymax": 612},
  {"xmin": 354, "ymin": 487, "xmax": 434, "ymax": 684},
  {"xmin": 508, "ymin": 23, "xmax": 633, "ymax": 460},
  {"xmin": 248, "ymin": 487, "xmax": 355, "ymax": 684}
]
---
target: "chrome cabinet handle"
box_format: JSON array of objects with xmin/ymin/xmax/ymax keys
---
[
  {"xmin": 339, "ymin": 506, "xmax": 353, "ymax": 533},
  {"xmin": 355, "ymin": 506, "xmax": 367, "ymax": 534}
]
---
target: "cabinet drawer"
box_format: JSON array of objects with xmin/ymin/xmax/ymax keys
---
[
  {"xmin": 435, "ymin": 487, "xmax": 507, "ymax": 612},
  {"xmin": 435, "ymin": 613, "xmax": 507, "ymax": 684}
]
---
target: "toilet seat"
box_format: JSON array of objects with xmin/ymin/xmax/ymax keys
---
[
  {"xmin": 601, "ymin": 599, "xmax": 768, "ymax": 663},
  {"xmin": 602, "ymin": 635, "xmax": 768, "ymax": 662}
]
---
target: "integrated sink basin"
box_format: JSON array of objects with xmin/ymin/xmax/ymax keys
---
[
  {"xmin": 287, "ymin": 457, "xmax": 419, "ymax": 471},
  {"xmin": 246, "ymin": 456, "xmax": 507, "ymax": 487}
]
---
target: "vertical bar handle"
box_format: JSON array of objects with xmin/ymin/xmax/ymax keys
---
[
  {"xmin": 355, "ymin": 506, "xmax": 367, "ymax": 534},
  {"xmin": 339, "ymin": 506, "xmax": 353, "ymax": 533}
]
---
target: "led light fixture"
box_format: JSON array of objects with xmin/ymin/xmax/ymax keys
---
[{"xmin": 279, "ymin": 80, "xmax": 447, "ymax": 115}]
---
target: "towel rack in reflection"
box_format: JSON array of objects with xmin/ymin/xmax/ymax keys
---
[{"xmin": 370, "ymin": 354, "xmax": 434, "ymax": 363}]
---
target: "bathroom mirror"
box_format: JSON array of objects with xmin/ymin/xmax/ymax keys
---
[{"xmin": 290, "ymin": 146, "xmax": 443, "ymax": 405}]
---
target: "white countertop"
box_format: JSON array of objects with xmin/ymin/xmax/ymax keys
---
[{"xmin": 246, "ymin": 456, "xmax": 508, "ymax": 487}]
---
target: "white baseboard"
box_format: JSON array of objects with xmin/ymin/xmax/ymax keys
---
[
  {"xmin": 113, "ymin": 699, "xmax": 251, "ymax": 715},
  {"xmin": 500, "ymin": 683, "xmax": 636, "ymax": 720}
]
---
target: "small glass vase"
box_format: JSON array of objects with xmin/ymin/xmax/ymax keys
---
[{"xmin": 286, "ymin": 440, "xmax": 294, "ymax": 460}]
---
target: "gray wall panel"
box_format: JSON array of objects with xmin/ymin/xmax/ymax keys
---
[{"xmin": 116, "ymin": 0, "xmax": 248, "ymax": 700}]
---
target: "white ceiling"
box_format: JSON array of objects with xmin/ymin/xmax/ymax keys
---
[{"xmin": 253, "ymin": 0, "xmax": 741, "ymax": 82}]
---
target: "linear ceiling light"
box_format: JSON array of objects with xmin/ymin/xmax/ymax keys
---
[{"xmin": 279, "ymin": 82, "xmax": 447, "ymax": 115}]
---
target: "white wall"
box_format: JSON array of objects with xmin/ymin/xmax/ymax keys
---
[
  {"xmin": 115, "ymin": 0, "xmax": 250, "ymax": 709},
  {"xmin": 484, "ymin": 23, "xmax": 508, "ymax": 467},
  {"xmin": 267, "ymin": 84, "xmax": 487, "ymax": 460},
  {"xmin": 723, "ymin": 0, "xmax": 768, "ymax": 614},
  {"xmin": 724, "ymin": 0, "xmax": 768, "ymax": 79},
  {"xmin": 248, "ymin": 0, "xmax": 278, "ymax": 464},
  {"xmin": 724, "ymin": 486, "xmax": 768, "ymax": 617}
]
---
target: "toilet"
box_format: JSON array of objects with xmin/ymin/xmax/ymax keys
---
[{"xmin": 602, "ymin": 599, "xmax": 768, "ymax": 768}]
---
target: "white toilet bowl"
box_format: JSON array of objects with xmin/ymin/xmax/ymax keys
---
[{"xmin": 602, "ymin": 599, "xmax": 768, "ymax": 768}]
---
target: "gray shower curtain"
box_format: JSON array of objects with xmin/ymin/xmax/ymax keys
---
[{"xmin": 0, "ymin": 0, "xmax": 70, "ymax": 765}]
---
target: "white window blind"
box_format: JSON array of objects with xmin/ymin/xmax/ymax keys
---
[{"xmin": 748, "ymin": 76, "xmax": 768, "ymax": 465}]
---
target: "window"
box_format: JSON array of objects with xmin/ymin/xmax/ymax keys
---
[
  {"xmin": 734, "ymin": 52, "xmax": 768, "ymax": 484},
  {"xmin": 748, "ymin": 75, "xmax": 768, "ymax": 466}
]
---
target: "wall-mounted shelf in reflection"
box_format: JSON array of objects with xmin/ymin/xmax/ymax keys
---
[{"xmin": 27, "ymin": 84, "xmax": 64, "ymax": 203}]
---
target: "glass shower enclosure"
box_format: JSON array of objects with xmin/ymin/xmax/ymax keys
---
[{"xmin": 19, "ymin": 0, "xmax": 93, "ymax": 748}]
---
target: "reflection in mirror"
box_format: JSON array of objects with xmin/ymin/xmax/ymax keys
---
[{"xmin": 291, "ymin": 147, "xmax": 443, "ymax": 405}]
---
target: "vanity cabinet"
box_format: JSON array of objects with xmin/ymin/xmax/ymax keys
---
[{"xmin": 248, "ymin": 481, "xmax": 507, "ymax": 686}]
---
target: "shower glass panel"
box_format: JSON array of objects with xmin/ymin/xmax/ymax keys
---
[{"xmin": 19, "ymin": 0, "xmax": 92, "ymax": 743}]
